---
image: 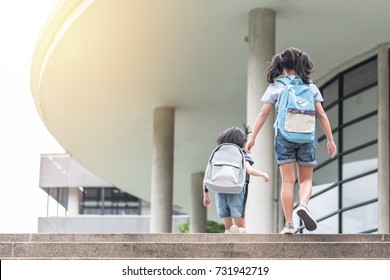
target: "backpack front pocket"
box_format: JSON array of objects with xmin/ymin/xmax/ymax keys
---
[
  {"xmin": 284, "ymin": 109, "xmax": 315, "ymax": 133},
  {"xmin": 211, "ymin": 163, "xmax": 240, "ymax": 184}
]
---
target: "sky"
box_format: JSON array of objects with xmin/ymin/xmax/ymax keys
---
[{"xmin": 0, "ymin": 1, "xmax": 65, "ymax": 233}]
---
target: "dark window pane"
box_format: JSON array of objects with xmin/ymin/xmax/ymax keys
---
[
  {"xmin": 322, "ymin": 79, "xmax": 338, "ymax": 107},
  {"xmin": 313, "ymin": 160, "xmax": 338, "ymax": 186},
  {"xmin": 343, "ymin": 59, "xmax": 377, "ymax": 97},
  {"xmin": 80, "ymin": 187, "xmax": 141, "ymax": 215}
]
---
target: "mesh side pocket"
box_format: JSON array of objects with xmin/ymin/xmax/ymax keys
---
[
  {"xmin": 284, "ymin": 113, "xmax": 315, "ymax": 133},
  {"xmin": 211, "ymin": 164, "xmax": 240, "ymax": 184}
]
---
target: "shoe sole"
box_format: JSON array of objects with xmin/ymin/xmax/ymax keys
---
[
  {"xmin": 280, "ymin": 229, "xmax": 294, "ymax": 234},
  {"xmin": 297, "ymin": 208, "xmax": 317, "ymax": 231}
]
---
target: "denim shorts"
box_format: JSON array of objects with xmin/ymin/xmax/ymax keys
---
[
  {"xmin": 274, "ymin": 132, "xmax": 317, "ymax": 166},
  {"xmin": 215, "ymin": 192, "xmax": 245, "ymax": 218}
]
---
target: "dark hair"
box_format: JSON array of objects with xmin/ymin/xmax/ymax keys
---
[
  {"xmin": 267, "ymin": 47, "xmax": 313, "ymax": 84},
  {"xmin": 216, "ymin": 124, "xmax": 251, "ymax": 148}
]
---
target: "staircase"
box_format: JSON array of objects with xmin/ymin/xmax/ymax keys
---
[{"xmin": 1, "ymin": 233, "xmax": 390, "ymax": 259}]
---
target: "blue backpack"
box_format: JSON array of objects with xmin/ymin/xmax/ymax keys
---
[{"xmin": 276, "ymin": 76, "xmax": 316, "ymax": 143}]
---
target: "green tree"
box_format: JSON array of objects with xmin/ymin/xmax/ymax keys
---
[{"xmin": 178, "ymin": 218, "xmax": 225, "ymax": 233}]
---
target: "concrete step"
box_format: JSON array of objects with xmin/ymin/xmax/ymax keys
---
[{"xmin": 1, "ymin": 233, "xmax": 390, "ymax": 259}]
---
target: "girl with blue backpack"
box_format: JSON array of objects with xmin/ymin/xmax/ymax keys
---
[{"xmin": 245, "ymin": 47, "xmax": 337, "ymax": 234}]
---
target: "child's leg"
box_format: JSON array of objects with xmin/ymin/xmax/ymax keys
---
[
  {"xmin": 230, "ymin": 192, "xmax": 246, "ymax": 233},
  {"xmin": 233, "ymin": 217, "xmax": 246, "ymax": 233},
  {"xmin": 223, "ymin": 218, "xmax": 234, "ymax": 233},
  {"xmin": 233, "ymin": 217, "xmax": 245, "ymax": 228}
]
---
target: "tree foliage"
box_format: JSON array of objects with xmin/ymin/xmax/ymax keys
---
[{"xmin": 178, "ymin": 218, "xmax": 225, "ymax": 233}]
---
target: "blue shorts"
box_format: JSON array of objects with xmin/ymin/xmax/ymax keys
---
[
  {"xmin": 274, "ymin": 132, "xmax": 317, "ymax": 166},
  {"xmin": 215, "ymin": 192, "xmax": 245, "ymax": 218}
]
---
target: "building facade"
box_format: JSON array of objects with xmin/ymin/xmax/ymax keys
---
[{"xmin": 31, "ymin": 1, "xmax": 390, "ymax": 233}]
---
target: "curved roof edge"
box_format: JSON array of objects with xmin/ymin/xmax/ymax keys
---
[
  {"xmin": 30, "ymin": 0, "xmax": 94, "ymax": 121},
  {"xmin": 316, "ymin": 42, "xmax": 390, "ymax": 87}
]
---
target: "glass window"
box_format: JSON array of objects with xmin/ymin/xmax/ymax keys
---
[
  {"xmin": 316, "ymin": 131, "xmax": 339, "ymax": 165},
  {"xmin": 322, "ymin": 79, "xmax": 339, "ymax": 107},
  {"xmin": 315, "ymin": 121, "xmax": 325, "ymax": 140},
  {"xmin": 343, "ymin": 59, "xmax": 377, "ymax": 97},
  {"xmin": 343, "ymin": 152, "xmax": 377, "ymax": 179},
  {"xmin": 342, "ymin": 172, "xmax": 378, "ymax": 208},
  {"xmin": 342, "ymin": 203, "xmax": 378, "ymax": 233},
  {"xmin": 342, "ymin": 116, "xmax": 378, "ymax": 151},
  {"xmin": 316, "ymin": 106, "xmax": 338, "ymax": 141},
  {"xmin": 104, "ymin": 188, "xmax": 113, "ymax": 199},
  {"xmin": 294, "ymin": 188, "xmax": 339, "ymax": 234},
  {"xmin": 84, "ymin": 208, "xmax": 101, "ymax": 215},
  {"xmin": 81, "ymin": 187, "xmax": 141, "ymax": 215},
  {"xmin": 84, "ymin": 188, "xmax": 99, "ymax": 199},
  {"xmin": 311, "ymin": 185, "xmax": 339, "ymax": 215},
  {"xmin": 313, "ymin": 214, "xmax": 338, "ymax": 234},
  {"xmin": 313, "ymin": 160, "xmax": 338, "ymax": 186},
  {"xmin": 306, "ymin": 55, "xmax": 379, "ymax": 234},
  {"xmin": 343, "ymin": 86, "xmax": 377, "ymax": 123},
  {"xmin": 342, "ymin": 144, "xmax": 378, "ymax": 167}
]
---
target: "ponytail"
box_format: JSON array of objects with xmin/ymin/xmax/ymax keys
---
[
  {"xmin": 267, "ymin": 48, "xmax": 314, "ymax": 84},
  {"xmin": 267, "ymin": 54, "xmax": 283, "ymax": 83},
  {"xmin": 296, "ymin": 52, "xmax": 313, "ymax": 84}
]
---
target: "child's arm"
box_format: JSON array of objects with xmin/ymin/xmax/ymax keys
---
[
  {"xmin": 202, "ymin": 180, "xmax": 211, "ymax": 207},
  {"xmin": 246, "ymin": 162, "xmax": 270, "ymax": 182},
  {"xmin": 315, "ymin": 103, "xmax": 337, "ymax": 159},
  {"xmin": 246, "ymin": 103, "xmax": 273, "ymax": 153}
]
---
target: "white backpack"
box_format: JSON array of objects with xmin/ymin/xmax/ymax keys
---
[{"xmin": 204, "ymin": 143, "xmax": 247, "ymax": 194}]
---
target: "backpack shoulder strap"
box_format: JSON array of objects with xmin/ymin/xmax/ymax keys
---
[
  {"xmin": 275, "ymin": 77, "xmax": 293, "ymax": 110},
  {"xmin": 275, "ymin": 77, "xmax": 292, "ymax": 87}
]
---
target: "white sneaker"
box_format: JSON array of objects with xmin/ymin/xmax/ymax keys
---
[
  {"xmin": 238, "ymin": 227, "xmax": 246, "ymax": 234},
  {"xmin": 296, "ymin": 205, "xmax": 317, "ymax": 231},
  {"xmin": 280, "ymin": 223, "xmax": 294, "ymax": 234},
  {"xmin": 229, "ymin": 225, "xmax": 239, "ymax": 234}
]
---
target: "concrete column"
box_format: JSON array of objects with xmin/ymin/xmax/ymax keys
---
[
  {"xmin": 377, "ymin": 46, "xmax": 389, "ymax": 233},
  {"xmin": 150, "ymin": 106, "xmax": 175, "ymax": 233},
  {"xmin": 246, "ymin": 8, "xmax": 276, "ymax": 233},
  {"xmin": 67, "ymin": 187, "xmax": 80, "ymax": 215},
  {"xmin": 190, "ymin": 172, "xmax": 207, "ymax": 233}
]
